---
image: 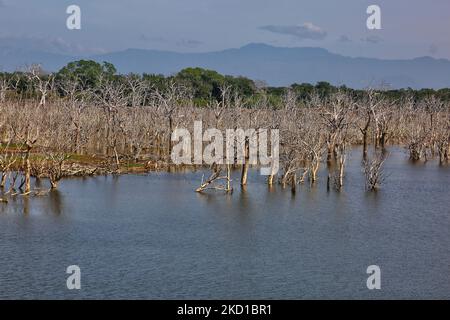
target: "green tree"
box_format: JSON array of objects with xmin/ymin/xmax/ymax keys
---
[
  {"xmin": 56, "ymin": 60, "xmax": 117, "ymax": 91},
  {"xmin": 174, "ymin": 67, "xmax": 225, "ymax": 101}
]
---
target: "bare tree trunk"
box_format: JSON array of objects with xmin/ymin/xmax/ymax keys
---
[
  {"xmin": 50, "ymin": 180, "xmax": 58, "ymax": 189},
  {"xmin": 25, "ymin": 150, "xmax": 31, "ymax": 194},
  {"xmin": 362, "ymin": 131, "xmax": 368, "ymax": 158},
  {"xmin": 379, "ymin": 132, "xmax": 386, "ymax": 150},
  {"xmin": 291, "ymin": 172, "xmax": 297, "ymax": 193},
  {"xmin": 226, "ymin": 164, "xmax": 231, "ymax": 192},
  {"xmin": 327, "ymin": 141, "xmax": 334, "ymax": 162},
  {"xmin": 240, "ymin": 138, "xmax": 249, "ymax": 186},
  {"xmin": 168, "ymin": 116, "xmax": 173, "ymax": 161},
  {"xmin": 75, "ymin": 126, "xmax": 81, "ymax": 154},
  {"xmin": 311, "ymin": 160, "xmax": 320, "ymax": 182},
  {"xmin": 39, "ymin": 92, "xmax": 46, "ymax": 106},
  {"xmin": 361, "ymin": 118, "xmax": 369, "ymax": 158},
  {"xmin": 114, "ymin": 146, "xmax": 120, "ymax": 172},
  {"xmin": 0, "ymin": 173, "xmax": 6, "ymax": 188},
  {"xmin": 281, "ymin": 172, "xmax": 288, "ymax": 188},
  {"xmin": 338, "ymin": 152, "xmax": 345, "ymax": 188}
]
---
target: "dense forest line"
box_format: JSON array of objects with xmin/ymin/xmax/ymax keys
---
[
  {"xmin": 0, "ymin": 60, "xmax": 449, "ymax": 199},
  {"xmin": 2, "ymin": 60, "xmax": 450, "ymax": 106}
]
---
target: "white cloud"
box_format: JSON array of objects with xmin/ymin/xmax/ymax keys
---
[{"xmin": 260, "ymin": 22, "xmax": 327, "ymax": 40}]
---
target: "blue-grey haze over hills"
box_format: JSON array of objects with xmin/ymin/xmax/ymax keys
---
[{"xmin": 1, "ymin": 43, "xmax": 450, "ymax": 89}]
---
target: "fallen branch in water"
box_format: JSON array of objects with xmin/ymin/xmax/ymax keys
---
[{"xmin": 196, "ymin": 163, "xmax": 233, "ymax": 193}]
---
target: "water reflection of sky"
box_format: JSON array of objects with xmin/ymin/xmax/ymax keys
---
[{"xmin": 0, "ymin": 147, "xmax": 449, "ymax": 299}]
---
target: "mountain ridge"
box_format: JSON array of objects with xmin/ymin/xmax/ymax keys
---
[{"xmin": 1, "ymin": 43, "xmax": 450, "ymax": 89}]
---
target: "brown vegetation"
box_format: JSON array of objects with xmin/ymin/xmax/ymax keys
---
[{"xmin": 0, "ymin": 67, "xmax": 448, "ymax": 200}]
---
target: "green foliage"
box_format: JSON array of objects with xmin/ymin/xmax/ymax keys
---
[
  {"xmin": 224, "ymin": 75, "xmax": 256, "ymax": 97},
  {"xmin": 143, "ymin": 73, "xmax": 167, "ymax": 92},
  {"xmin": 173, "ymin": 68, "xmax": 225, "ymax": 100},
  {"xmin": 171, "ymin": 67, "xmax": 256, "ymax": 102},
  {"xmin": 56, "ymin": 60, "xmax": 117, "ymax": 91},
  {"xmin": 290, "ymin": 83, "xmax": 315, "ymax": 100},
  {"xmin": 4, "ymin": 60, "xmax": 450, "ymax": 105}
]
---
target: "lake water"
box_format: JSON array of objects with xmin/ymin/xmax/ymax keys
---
[{"xmin": 0, "ymin": 147, "xmax": 449, "ymax": 299}]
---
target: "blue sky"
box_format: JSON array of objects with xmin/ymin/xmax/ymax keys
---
[{"xmin": 0, "ymin": 0, "xmax": 449, "ymax": 59}]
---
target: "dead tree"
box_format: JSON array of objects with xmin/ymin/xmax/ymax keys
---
[
  {"xmin": 25, "ymin": 64, "xmax": 54, "ymax": 106},
  {"xmin": 196, "ymin": 163, "xmax": 232, "ymax": 193},
  {"xmin": 403, "ymin": 100, "xmax": 430, "ymax": 161},
  {"xmin": 58, "ymin": 75, "xmax": 90, "ymax": 153},
  {"xmin": 95, "ymin": 78, "xmax": 129, "ymax": 170},
  {"xmin": 356, "ymin": 89, "xmax": 383, "ymax": 157},
  {"xmin": 335, "ymin": 140, "xmax": 347, "ymax": 189},
  {"xmin": 320, "ymin": 91, "xmax": 354, "ymax": 163},
  {"xmin": 8, "ymin": 119, "xmax": 40, "ymax": 195},
  {"xmin": 0, "ymin": 140, "xmax": 17, "ymax": 188},
  {"xmin": 46, "ymin": 153, "xmax": 71, "ymax": 189},
  {"xmin": 363, "ymin": 153, "xmax": 386, "ymax": 191},
  {"xmin": 436, "ymin": 120, "xmax": 449, "ymax": 164},
  {"xmin": 0, "ymin": 75, "xmax": 10, "ymax": 103},
  {"xmin": 333, "ymin": 119, "xmax": 352, "ymax": 189},
  {"xmin": 240, "ymin": 109, "xmax": 260, "ymax": 187},
  {"xmin": 152, "ymin": 81, "xmax": 188, "ymax": 162},
  {"xmin": 125, "ymin": 73, "xmax": 146, "ymax": 107},
  {"xmin": 23, "ymin": 131, "xmax": 38, "ymax": 194},
  {"xmin": 377, "ymin": 104, "xmax": 394, "ymax": 150},
  {"xmin": 424, "ymin": 97, "xmax": 449, "ymax": 163},
  {"xmin": 279, "ymin": 128, "xmax": 307, "ymax": 189},
  {"xmin": 298, "ymin": 108, "xmax": 325, "ymax": 183},
  {"xmin": 240, "ymin": 137, "xmax": 250, "ymax": 186}
]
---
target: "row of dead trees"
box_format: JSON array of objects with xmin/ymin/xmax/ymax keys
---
[{"xmin": 0, "ymin": 70, "xmax": 449, "ymax": 198}]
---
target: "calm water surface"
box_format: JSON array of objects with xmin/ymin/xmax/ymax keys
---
[{"xmin": 0, "ymin": 148, "xmax": 449, "ymax": 299}]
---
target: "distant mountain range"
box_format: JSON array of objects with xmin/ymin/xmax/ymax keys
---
[{"xmin": 1, "ymin": 43, "xmax": 450, "ymax": 89}]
